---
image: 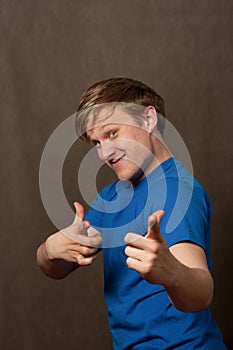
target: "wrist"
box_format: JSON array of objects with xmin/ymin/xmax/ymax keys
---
[{"xmin": 163, "ymin": 254, "xmax": 185, "ymax": 289}]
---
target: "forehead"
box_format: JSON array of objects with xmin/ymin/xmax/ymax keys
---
[{"xmin": 85, "ymin": 106, "xmax": 142, "ymax": 133}]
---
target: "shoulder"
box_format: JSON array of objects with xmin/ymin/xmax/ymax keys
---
[{"xmin": 163, "ymin": 157, "xmax": 211, "ymax": 210}]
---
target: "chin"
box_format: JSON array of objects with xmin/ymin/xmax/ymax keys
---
[{"xmin": 116, "ymin": 169, "xmax": 144, "ymax": 184}]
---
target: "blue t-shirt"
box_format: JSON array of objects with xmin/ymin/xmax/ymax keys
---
[{"xmin": 85, "ymin": 157, "xmax": 226, "ymax": 349}]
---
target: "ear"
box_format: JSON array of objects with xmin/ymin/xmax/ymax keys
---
[{"xmin": 144, "ymin": 106, "xmax": 158, "ymax": 133}]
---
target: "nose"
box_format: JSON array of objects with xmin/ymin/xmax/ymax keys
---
[{"xmin": 97, "ymin": 140, "xmax": 116, "ymax": 161}]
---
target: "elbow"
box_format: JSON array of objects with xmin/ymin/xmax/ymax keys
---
[
  {"xmin": 201, "ymin": 272, "xmax": 214, "ymax": 310},
  {"xmin": 36, "ymin": 264, "xmax": 65, "ymax": 280},
  {"xmin": 173, "ymin": 296, "xmax": 213, "ymax": 313},
  {"xmin": 203, "ymin": 276, "xmax": 214, "ymax": 309}
]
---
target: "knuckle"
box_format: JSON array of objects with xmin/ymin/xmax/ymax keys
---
[
  {"xmin": 76, "ymin": 255, "xmax": 83, "ymax": 265},
  {"xmin": 76, "ymin": 255, "xmax": 88, "ymax": 266},
  {"xmin": 81, "ymin": 246, "xmax": 90, "ymax": 256},
  {"xmin": 147, "ymin": 251, "xmax": 157, "ymax": 263},
  {"xmin": 124, "ymin": 233, "xmax": 130, "ymax": 243},
  {"xmin": 143, "ymin": 263, "xmax": 152, "ymax": 275},
  {"xmin": 125, "ymin": 246, "xmax": 129, "ymax": 256},
  {"xmin": 150, "ymin": 242, "xmax": 159, "ymax": 254},
  {"xmin": 126, "ymin": 257, "xmax": 131, "ymax": 267}
]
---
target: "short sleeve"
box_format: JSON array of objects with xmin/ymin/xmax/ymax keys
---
[{"xmin": 160, "ymin": 180, "xmax": 212, "ymax": 270}]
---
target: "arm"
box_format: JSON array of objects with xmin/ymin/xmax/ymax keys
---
[
  {"xmin": 167, "ymin": 242, "xmax": 213, "ymax": 312},
  {"xmin": 36, "ymin": 202, "xmax": 102, "ymax": 280},
  {"xmin": 124, "ymin": 211, "xmax": 213, "ymax": 312}
]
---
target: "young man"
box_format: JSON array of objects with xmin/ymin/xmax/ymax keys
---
[{"xmin": 37, "ymin": 78, "xmax": 226, "ymax": 349}]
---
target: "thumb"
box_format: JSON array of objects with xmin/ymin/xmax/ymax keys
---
[
  {"xmin": 73, "ymin": 201, "xmax": 85, "ymax": 222},
  {"xmin": 146, "ymin": 210, "xmax": 165, "ymax": 241}
]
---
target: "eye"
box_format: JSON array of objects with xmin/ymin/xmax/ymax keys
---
[
  {"xmin": 92, "ymin": 140, "xmax": 100, "ymax": 148},
  {"xmin": 109, "ymin": 130, "xmax": 117, "ymax": 139}
]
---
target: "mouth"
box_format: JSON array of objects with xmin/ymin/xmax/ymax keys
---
[{"xmin": 108, "ymin": 155, "xmax": 125, "ymax": 168}]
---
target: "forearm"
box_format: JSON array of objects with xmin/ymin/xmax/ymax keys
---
[
  {"xmin": 165, "ymin": 261, "xmax": 214, "ymax": 312},
  {"xmin": 36, "ymin": 243, "xmax": 78, "ymax": 280}
]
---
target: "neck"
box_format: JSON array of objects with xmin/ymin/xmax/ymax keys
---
[
  {"xmin": 150, "ymin": 136, "xmax": 172, "ymax": 170},
  {"xmin": 130, "ymin": 139, "xmax": 172, "ymax": 187}
]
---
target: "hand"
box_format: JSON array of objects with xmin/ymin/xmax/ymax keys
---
[
  {"xmin": 45, "ymin": 202, "xmax": 102, "ymax": 266},
  {"xmin": 124, "ymin": 210, "xmax": 177, "ymax": 285}
]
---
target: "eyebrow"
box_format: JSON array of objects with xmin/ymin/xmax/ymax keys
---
[
  {"xmin": 87, "ymin": 123, "xmax": 119, "ymax": 142},
  {"xmin": 86, "ymin": 130, "xmax": 96, "ymax": 143},
  {"xmin": 102, "ymin": 123, "xmax": 118, "ymax": 131}
]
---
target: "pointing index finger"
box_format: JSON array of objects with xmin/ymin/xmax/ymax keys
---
[
  {"xmin": 124, "ymin": 232, "xmax": 153, "ymax": 251},
  {"xmin": 124, "ymin": 232, "xmax": 142, "ymax": 245}
]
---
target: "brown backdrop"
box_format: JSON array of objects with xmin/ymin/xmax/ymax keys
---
[{"xmin": 1, "ymin": 1, "xmax": 233, "ymax": 349}]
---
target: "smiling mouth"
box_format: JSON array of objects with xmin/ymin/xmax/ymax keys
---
[{"xmin": 108, "ymin": 155, "xmax": 125, "ymax": 168}]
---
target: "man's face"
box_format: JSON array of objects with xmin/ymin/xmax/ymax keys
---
[{"xmin": 86, "ymin": 106, "xmax": 157, "ymax": 184}]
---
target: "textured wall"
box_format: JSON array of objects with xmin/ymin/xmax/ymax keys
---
[{"xmin": 1, "ymin": 1, "xmax": 232, "ymax": 349}]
